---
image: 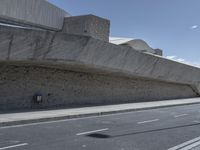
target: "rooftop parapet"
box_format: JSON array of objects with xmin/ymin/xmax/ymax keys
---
[
  {"xmin": 62, "ymin": 15, "xmax": 110, "ymax": 42},
  {"xmin": 0, "ymin": 0, "xmax": 70, "ymax": 30}
]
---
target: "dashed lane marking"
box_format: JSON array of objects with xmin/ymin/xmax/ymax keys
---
[
  {"xmin": 76, "ymin": 128, "xmax": 109, "ymax": 136},
  {"xmin": 0, "ymin": 143, "xmax": 28, "ymax": 150},
  {"xmin": 174, "ymin": 114, "xmax": 188, "ymax": 118},
  {"xmin": 137, "ymin": 119, "xmax": 159, "ymax": 124}
]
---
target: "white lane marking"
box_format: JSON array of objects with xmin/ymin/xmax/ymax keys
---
[
  {"xmin": 181, "ymin": 140, "xmax": 200, "ymax": 150},
  {"xmin": 76, "ymin": 128, "xmax": 109, "ymax": 136},
  {"xmin": 174, "ymin": 114, "xmax": 188, "ymax": 118},
  {"xmin": 137, "ymin": 119, "xmax": 159, "ymax": 124},
  {"xmin": 168, "ymin": 136, "xmax": 200, "ymax": 150},
  {"xmin": 0, "ymin": 143, "xmax": 28, "ymax": 150}
]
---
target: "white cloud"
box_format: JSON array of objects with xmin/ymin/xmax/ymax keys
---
[
  {"xmin": 176, "ymin": 58, "xmax": 185, "ymax": 62},
  {"xmin": 190, "ymin": 25, "xmax": 198, "ymax": 29},
  {"xmin": 166, "ymin": 56, "xmax": 176, "ymax": 59},
  {"xmin": 166, "ymin": 55, "xmax": 200, "ymax": 68}
]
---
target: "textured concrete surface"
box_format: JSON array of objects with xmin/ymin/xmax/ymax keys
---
[
  {"xmin": 0, "ymin": 0, "xmax": 70, "ymax": 30},
  {"xmin": 62, "ymin": 15, "xmax": 110, "ymax": 41},
  {"xmin": 0, "ymin": 65, "xmax": 197, "ymax": 110},
  {"xmin": 0, "ymin": 25, "xmax": 199, "ymax": 91},
  {"xmin": 0, "ymin": 25, "xmax": 200, "ymax": 109}
]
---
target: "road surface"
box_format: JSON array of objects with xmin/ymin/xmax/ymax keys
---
[{"xmin": 1, "ymin": 103, "xmax": 200, "ymax": 150}]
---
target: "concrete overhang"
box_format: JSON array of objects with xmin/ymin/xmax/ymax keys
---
[{"xmin": 0, "ymin": 25, "xmax": 200, "ymax": 94}]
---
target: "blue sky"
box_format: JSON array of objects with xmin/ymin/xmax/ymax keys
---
[{"xmin": 48, "ymin": 0, "xmax": 200, "ymax": 67}]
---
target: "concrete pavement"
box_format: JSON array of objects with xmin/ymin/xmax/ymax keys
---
[
  {"xmin": 1, "ymin": 97, "xmax": 200, "ymax": 127},
  {"xmin": 1, "ymin": 103, "xmax": 200, "ymax": 149}
]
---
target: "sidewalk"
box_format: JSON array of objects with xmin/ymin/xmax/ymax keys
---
[{"xmin": 1, "ymin": 97, "xmax": 200, "ymax": 127}]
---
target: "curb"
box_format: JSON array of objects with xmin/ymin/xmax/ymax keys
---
[{"xmin": 1, "ymin": 101, "xmax": 200, "ymax": 127}]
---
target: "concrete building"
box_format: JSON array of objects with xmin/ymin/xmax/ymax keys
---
[
  {"xmin": 0, "ymin": 0, "xmax": 199, "ymax": 110},
  {"xmin": 62, "ymin": 15, "xmax": 110, "ymax": 42},
  {"xmin": 0, "ymin": 0, "xmax": 70, "ymax": 30},
  {"xmin": 109, "ymin": 37, "xmax": 163, "ymax": 56}
]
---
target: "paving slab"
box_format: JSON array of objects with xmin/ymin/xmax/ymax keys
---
[{"xmin": 0, "ymin": 97, "xmax": 200, "ymax": 127}]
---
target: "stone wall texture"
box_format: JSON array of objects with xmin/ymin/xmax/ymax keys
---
[
  {"xmin": 0, "ymin": 64, "xmax": 197, "ymax": 110},
  {"xmin": 0, "ymin": 25, "xmax": 200, "ymax": 110},
  {"xmin": 0, "ymin": 25, "xmax": 199, "ymax": 92}
]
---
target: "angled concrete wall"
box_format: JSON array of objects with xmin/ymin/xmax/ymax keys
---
[
  {"xmin": 0, "ymin": 25, "xmax": 200, "ymax": 109},
  {"xmin": 0, "ymin": 25, "xmax": 199, "ymax": 92},
  {"xmin": 0, "ymin": 64, "xmax": 197, "ymax": 110},
  {"xmin": 0, "ymin": 0, "xmax": 70, "ymax": 30}
]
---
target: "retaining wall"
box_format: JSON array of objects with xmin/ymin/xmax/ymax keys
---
[
  {"xmin": 0, "ymin": 25, "xmax": 200, "ymax": 109},
  {"xmin": 0, "ymin": 64, "xmax": 197, "ymax": 110}
]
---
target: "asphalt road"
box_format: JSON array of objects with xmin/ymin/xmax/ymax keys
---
[{"xmin": 1, "ymin": 104, "xmax": 200, "ymax": 150}]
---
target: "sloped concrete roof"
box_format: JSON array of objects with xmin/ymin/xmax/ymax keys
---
[{"xmin": 109, "ymin": 37, "xmax": 156, "ymax": 54}]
